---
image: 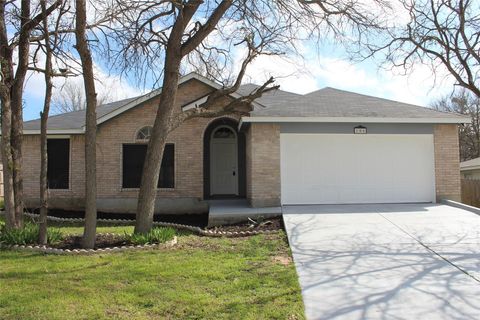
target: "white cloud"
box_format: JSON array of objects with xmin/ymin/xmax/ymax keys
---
[
  {"xmin": 240, "ymin": 49, "xmax": 456, "ymax": 107},
  {"xmin": 23, "ymin": 63, "xmax": 143, "ymax": 120},
  {"xmin": 243, "ymin": 54, "xmax": 319, "ymax": 94}
]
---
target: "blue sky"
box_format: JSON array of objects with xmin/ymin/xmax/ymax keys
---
[{"xmin": 21, "ymin": 36, "xmax": 455, "ymax": 122}]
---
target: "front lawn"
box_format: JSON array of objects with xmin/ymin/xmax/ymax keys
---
[{"xmin": 0, "ymin": 223, "xmax": 304, "ymax": 319}]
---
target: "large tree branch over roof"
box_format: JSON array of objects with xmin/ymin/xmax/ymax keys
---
[{"xmin": 169, "ymin": 76, "xmax": 278, "ymax": 133}]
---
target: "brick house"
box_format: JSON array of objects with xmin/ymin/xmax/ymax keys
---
[{"xmin": 21, "ymin": 73, "xmax": 468, "ymax": 215}]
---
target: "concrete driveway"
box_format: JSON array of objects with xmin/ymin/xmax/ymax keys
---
[{"xmin": 283, "ymin": 203, "xmax": 480, "ymax": 320}]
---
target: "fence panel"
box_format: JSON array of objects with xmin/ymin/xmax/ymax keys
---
[{"xmin": 461, "ymin": 179, "xmax": 480, "ymax": 207}]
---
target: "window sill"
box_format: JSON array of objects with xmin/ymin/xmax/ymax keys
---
[{"xmin": 120, "ymin": 188, "xmax": 175, "ymax": 192}]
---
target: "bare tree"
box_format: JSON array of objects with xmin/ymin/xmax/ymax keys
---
[
  {"xmin": 432, "ymin": 89, "xmax": 480, "ymax": 161},
  {"xmin": 74, "ymin": 0, "xmax": 98, "ymax": 249},
  {"xmin": 52, "ymin": 81, "xmax": 115, "ymax": 114},
  {"xmin": 99, "ymin": 0, "xmax": 388, "ymax": 233},
  {"xmin": 36, "ymin": 0, "xmax": 73, "ymax": 244},
  {"xmin": 38, "ymin": 0, "xmax": 54, "ymax": 244},
  {"xmin": 0, "ymin": 0, "xmax": 61, "ymax": 229},
  {"xmin": 360, "ymin": 0, "xmax": 480, "ymax": 98}
]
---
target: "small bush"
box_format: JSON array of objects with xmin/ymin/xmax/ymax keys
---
[
  {"xmin": 125, "ymin": 227, "xmax": 175, "ymax": 245},
  {"xmin": 0, "ymin": 222, "xmax": 63, "ymax": 246}
]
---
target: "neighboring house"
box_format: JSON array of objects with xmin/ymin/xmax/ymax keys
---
[
  {"xmin": 460, "ymin": 157, "xmax": 480, "ymax": 179},
  {"xmin": 21, "ymin": 73, "xmax": 468, "ymax": 214}
]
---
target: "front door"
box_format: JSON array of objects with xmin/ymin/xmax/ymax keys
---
[{"xmin": 210, "ymin": 126, "xmax": 238, "ymax": 195}]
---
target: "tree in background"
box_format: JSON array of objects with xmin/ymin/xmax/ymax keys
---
[
  {"xmin": 52, "ymin": 81, "xmax": 116, "ymax": 114},
  {"xmin": 360, "ymin": 0, "xmax": 480, "ymax": 98},
  {"xmin": 432, "ymin": 89, "xmax": 480, "ymax": 161}
]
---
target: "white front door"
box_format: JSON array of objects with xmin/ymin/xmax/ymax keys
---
[{"xmin": 210, "ymin": 126, "xmax": 238, "ymax": 195}]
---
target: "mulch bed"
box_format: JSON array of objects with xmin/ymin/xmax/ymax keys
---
[
  {"xmin": 52, "ymin": 234, "xmax": 128, "ymax": 250},
  {"xmin": 206, "ymin": 217, "xmax": 284, "ymax": 233}
]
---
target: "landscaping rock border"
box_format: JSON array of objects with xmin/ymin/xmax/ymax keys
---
[
  {"xmin": 0, "ymin": 211, "xmax": 282, "ymax": 238},
  {"xmin": 0, "ymin": 235, "xmax": 178, "ymax": 255}
]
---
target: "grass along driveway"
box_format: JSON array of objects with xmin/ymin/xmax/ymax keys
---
[{"xmin": 0, "ymin": 225, "xmax": 304, "ymax": 320}]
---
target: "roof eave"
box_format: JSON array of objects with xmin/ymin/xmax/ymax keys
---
[
  {"xmin": 240, "ymin": 116, "xmax": 471, "ymax": 126},
  {"xmin": 460, "ymin": 165, "xmax": 480, "ymax": 171},
  {"xmin": 23, "ymin": 128, "xmax": 84, "ymax": 135}
]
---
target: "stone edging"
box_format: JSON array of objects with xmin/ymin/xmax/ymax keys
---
[
  {"xmin": 0, "ymin": 235, "xmax": 178, "ymax": 255},
  {"xmin": 0, "ymin": 211, "xmax": 282, "ymax": 238}
]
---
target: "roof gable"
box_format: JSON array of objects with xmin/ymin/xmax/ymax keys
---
[{"xmin": 23, "ymin": 73, "xmax": 228, "ymax": 134}]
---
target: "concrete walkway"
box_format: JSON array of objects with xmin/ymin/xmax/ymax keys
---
[
  {"xmin": 207, "ymin": 199, "xmax": 281, "ymax": 226},
  {"xmin": 283, "ymin": 203, "xmax": 480, "ymax": 320}
]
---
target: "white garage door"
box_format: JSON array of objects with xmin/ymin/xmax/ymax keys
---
[{"xmin": 281, "ymin": 134, "xmax": 435, "ymax": 204}]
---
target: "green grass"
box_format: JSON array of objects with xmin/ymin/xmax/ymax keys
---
[{"xmin": 0, "ymin": 222, "xmax": 304, "ymax": 319}]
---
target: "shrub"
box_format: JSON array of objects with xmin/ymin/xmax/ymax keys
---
[
  {"xmin": 0, "ymin": 222, "xmax": 63, "ymax": 246},
  {"xmin": 125, "ymin": 227, "xmax": 175, "ymax": 245}
]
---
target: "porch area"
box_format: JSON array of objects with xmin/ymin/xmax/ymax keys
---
[{"xmin": 207, "ymin": 199, "xmax": 282, "ymax": 227}]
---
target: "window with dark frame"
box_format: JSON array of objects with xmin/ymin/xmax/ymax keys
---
[
  {"xmin": 122, "ymin": 144, "xmax": 174, "ymax": 189},
  {"xmin": 47, "ymin": 138, "xmax": 70, "ymax": 189}
]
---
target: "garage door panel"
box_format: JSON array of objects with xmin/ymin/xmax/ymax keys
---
[{"xmin": 281, "ymin": 134, "xmax": 435, "ymax": 204}]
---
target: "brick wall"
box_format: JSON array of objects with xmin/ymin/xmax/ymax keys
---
[
  {"xmin": 433, "ymin": 124, "xmax": 461, "ymax": 201},
  {"xmin": 22, "ymin": 79, "xmax": 234, "ymax": 208},
  {"xmin": 246, "ymin": 123, "xmax": 281, "ymax": 207}
]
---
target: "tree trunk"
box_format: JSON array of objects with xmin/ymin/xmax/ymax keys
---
[
  {"xmin": 134, "ymin": 38, "xmax": 183, "ymax": 234},
  {"xmin": 1, "ymin": 97, "xmax": 16, "ymax": 229},
  {"xmin": 10, "ymin": 0, "xmax": 34, "ymax": 228},
  {"xmin": 10, "ymin": 89, "xmax": 24, "ymax": 228},
  {"xmin": 75, "ymin": 0, "xmax": 98, "ymax": 249},
  {"xmin": 38, "ymin": 0, "xmax": 52, "ymax": 245},
  {"xmin": 135, "ymin": 71, "xmax": 179, "ymax": 233},
  {"xmin": 0, "ymin": 1, "xmax": 16, "ymax": 229},
  {"xmin": 38, "ymin": 107, "xmax": 49, "ymax": 244},
  {"xmin": 134, "ymin": 1, "xmax": 229, "ymax": 233}
]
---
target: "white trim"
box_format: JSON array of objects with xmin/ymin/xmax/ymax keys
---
[
  {"xmin": 182, "ymin": 96, "xmax": 209, "ymax": 111},
  {"xmin": 240, "ymin": 116, "xmax": 471, "ymax": 126},
  {"xmin": 24, "ymin": 129, "xmax": 84, "ymax": 135},
  {"xmin": 180, "ymin": 78, "xmax": 265, "ymax": 112}
]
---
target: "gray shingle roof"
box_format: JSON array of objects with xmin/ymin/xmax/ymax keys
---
[
  {"xmin": 24, "ymin": 96, "xmax": 142, "ymax": 130},
  {"xmin": 24, "ymin": 80, "xmax": 465, "ymax": 132},
  {"xmin": 250, "ymin": 86, "xmax": 464, "ymax": 119}
]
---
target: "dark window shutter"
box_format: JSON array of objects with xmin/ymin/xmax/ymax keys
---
[
  {"xmin": 47, "ymin": 139, "xmax": 70, "ymax": 189},
  {"xmin": 122, "ymin": 144, "xmax": 174, "ymax": 189},
  {"xmin": 158, "ymin": 144, "xmax": 174, "ymax": 188}
]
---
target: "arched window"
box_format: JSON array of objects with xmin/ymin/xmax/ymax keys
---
[
  {"xmin": 136, "ymin": 126, "xmax": 152, "ymax": 141},
  {"xmin": 212, "ymin": 126, "xmax": 236, "ymax": 139}
]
